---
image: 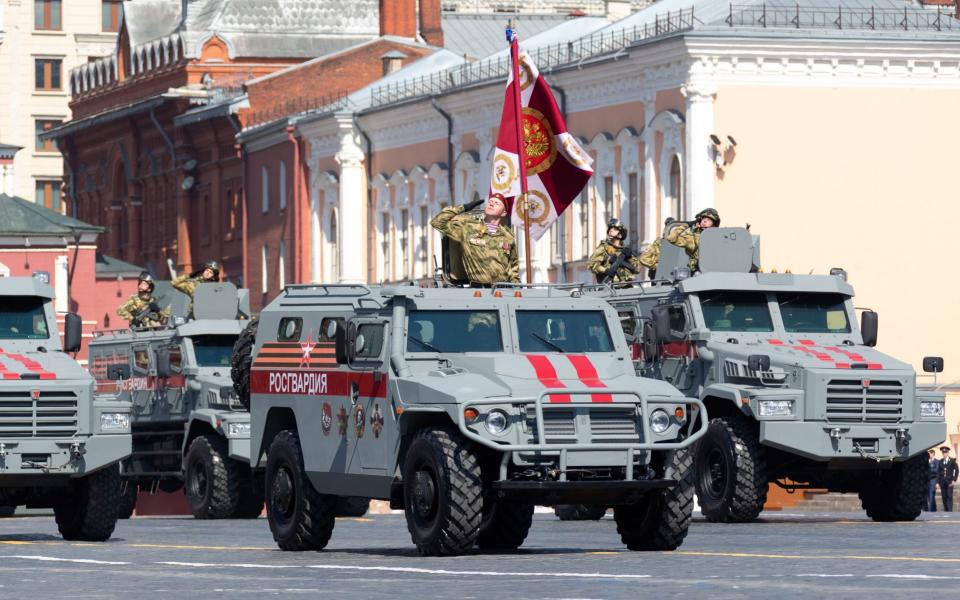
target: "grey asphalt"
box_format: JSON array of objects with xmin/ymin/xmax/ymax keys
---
[{"xmin": 0, "ymin": 510, "xmax": 958, "ymax": 599}]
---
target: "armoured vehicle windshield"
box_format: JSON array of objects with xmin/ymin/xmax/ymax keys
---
[
  {"xmin": 699, "ymin": 291, "xmax": 773, "ymax": 332},
  {"xmin": 407, "ymin": 310, "xmax": 502, "ymax": 353},
  {"xmin": 0, "ymin": 297, "xmax": 51, "ymax": 339},
  {"xmin": 776, "ymin": 292, "xmax": 850, "ymax": 333},
  {"xmin": 191, "ymin": 334, "xmax": 238, "ymax": 367},
  {"xmin": 516, "ymin": 310, "xmax": 614, "ymax": 353}
]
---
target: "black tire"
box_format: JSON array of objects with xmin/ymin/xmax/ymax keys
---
[
  {"xmin": 231, "ymin": 466, "xmax": 265, "ymax": 519},
  {"xmin": 231, "ymin": 319, "xmax": 259, "ymax": 411},
  {"xmin": 403, "ymin": 428, "xmax": 482, "ymax": 556},
  {"xmin": 614, "ymin": 447, "xmax": 695, "ymax": 551},
  {"xmin": 265, "ymin": 429, "xmax": 337, "ymax": 550},
  {"xmin": 0, "ymin": 506, "xmax": 15, "ymax": 518},
  {"xmin": 54, "ymin": 464, "xmax": 121, "ymax": 541},
  {"xmin": 694, "ymin": 414, "xmax": 767, "ymax": 523},
  {"xmin": 117, "ymin": 481, "xmax": 138, "ymax": 519},
  {"xmin": 478, "ymin": 500, "xmax": 534, "ymax": 551},
  {"xmin": 335, "ymin": 497, "xmax": 371, "ymax": 518},
  {"xmin": 185, "ymin": 434, "xmax": 240, "ymax": 519},
  {"xmin": 554, "ymin": 504, "xmax": 608, "ymax": 521},
  {"xmin": 859, "ymin": 454, "xmax": 927, "ymax": 522}
]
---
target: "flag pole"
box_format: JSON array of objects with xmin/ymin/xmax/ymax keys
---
[{"xmin": 507, "ymin": 26, "xmax": 533, "ymax": 284}]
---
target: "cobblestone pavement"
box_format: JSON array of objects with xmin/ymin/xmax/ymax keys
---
[{"xmin": 1, "ymin": 511, "xmax": 958, "ymax": 599}]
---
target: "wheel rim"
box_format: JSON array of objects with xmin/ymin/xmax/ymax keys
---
[
  {"xmin": 411, "ymin": 466, "xmax": 438, "ymax": 525},
  {"xmin": 189, "ymin": 459, "xmax": 209, "ymax": 502},
  {"xmin": 271, "ymin": 466, "xmax": 295, "ymax": 523},
  {"xmin": 700, "ymin": 446, "xmax": 729, "ymax": 500}
]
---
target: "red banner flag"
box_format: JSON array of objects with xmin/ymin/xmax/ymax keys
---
[{"xmin": 490, "ymin": 48, "xmax": 594, "ymax": 241}]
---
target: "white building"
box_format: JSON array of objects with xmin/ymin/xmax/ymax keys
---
[{"xmin": 0, "ymin": 0, "xmax": 116, "ymax": 209}]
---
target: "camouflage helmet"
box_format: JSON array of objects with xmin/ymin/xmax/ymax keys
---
[
  {"xmin": 137, "ymin": 271, "xmax": 155, "ymax": 293},
  {"xmin": 606, "ymin": 218, "xmax": 627, "ymax": 239},
  {"xmin": 201, "ymin": 260, "xmax": 221, "ymax": 280},
  {"xmin": 694, "ymin": 208, "xmax": 721, "ymax": 227}
]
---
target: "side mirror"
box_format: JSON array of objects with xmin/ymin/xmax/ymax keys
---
[
  {"xmin": 107, "ymin": 363, "xmax": 131, "ymax": 380},
  {"xmin": 860, "ymin": 310, "xmax": 878, "ymax": 347},
  {"xmin": 651, "ymin": 306, "xmax": 672, "ymax": 341},
  {"xmin": 346, "ymin": 323, "xmax": 358, "ymax": 363},
  {"xmin": 155, "ymin": 349, "xmax": 172, "ymax": 378},
  {"xmin": 748, "ymin": 354, "xmax": 771, "ymax": 372},
  {"xmin": 334, "ymin": 322, "xmax": 348, "ymax": 364},
  {"xmin": 64, "ymin": 312, "xmax": 83, "ymax": 353},
  {"xmin": 923, "ymin": 356, "xmax": 945, "ymax": 373},
  {"xmin": 642, "ymin": 321, "xmax": 660, "ymax": 362}
]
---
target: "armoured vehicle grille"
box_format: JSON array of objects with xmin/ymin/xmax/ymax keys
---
[
  {"xmin": 525, "ymin": 406, "xmax": 640, "ymax": 443},
  {"xmin": 0, "ymin": 390, "xmax": 79, "ymax": 437},
  {"xmin": 825, "ymin": 379, "xmax": 903, "ymax": 423}
]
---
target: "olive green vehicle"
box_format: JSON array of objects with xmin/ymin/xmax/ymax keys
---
[
  {"xmin": 598, "ymin": 228, "xmax": 946, "ymax": 523},
  {"xmin": 88, "ymin": 282, "xmax": 262, "ymax": 519},
  {"xmin": 233, "ymin": 283, "xmax": 707, "ymax": 556},
  {"xmin": 0, "ymin": 277, "xmax": 130, "ymax": 540}
]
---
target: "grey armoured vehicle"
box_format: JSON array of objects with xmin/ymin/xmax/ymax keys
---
[
  {"xmin": 599, "ymin": 227, "xmax": 946, "ymax": 522},
  {"xmin": 88, "ymin": 282, "xmax": 262, "ymax": 519},
  {"xmin": 232, "ymin": 283, "xmax": 707, "ymax": 555},
  {"xmin": 0, "ymin": 277, "xmax": 130, "ymax": 540}
]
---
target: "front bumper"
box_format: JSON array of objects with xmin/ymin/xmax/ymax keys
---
[
  {"xmin": 760, "ymin": 420, "xmax": 945, "ymax": 461},
  {"xmin": 0, "ymin": 433, "xmax": 130, "ymax": 478},
  {"xmin": 491, "ymin": 479, "xmax": 676, "ymax": 505}
]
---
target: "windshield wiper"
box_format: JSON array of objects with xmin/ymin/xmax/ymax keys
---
[
  {"xmin": 409, "ymin": 336, "xmax": 442, "ymax": 352},
  {"xmin": 530, "ymin": 332, "xmax": 565, "ymax": 353}
]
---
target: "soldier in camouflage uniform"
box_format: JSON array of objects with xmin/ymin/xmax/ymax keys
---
[
  {"xmin": 638, "ymin": 208, "xmax": 720, "ymax": 276},
  {"xmin": 117, "ymin": 273, "xmax": 171, "ymax": 329},
  {"xmin": 587, "ymin": 218, "xmax": 643, "ymax": 283},
  {"xmin": 431, "ymin": 194, "xmax": 519, "ymax": 286},
  {"xmin": 172, "ymin": 261, "xmax": 221, "ymax": 298}
]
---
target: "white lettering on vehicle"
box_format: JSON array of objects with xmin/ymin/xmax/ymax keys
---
[{"xmin": 267, "ymin": 372, "xmax": 329, "ymax": 396}]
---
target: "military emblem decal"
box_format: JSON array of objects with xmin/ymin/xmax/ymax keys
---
[
  {"xmin": 370, "ymin": 403, "xmax": 384, "ymax": 439},
  {"xmin": 491, "ymin": 152, "xmax": 517, "ymax": 193},
  {"xmin": 521, "ymin": 107, "xmax": 557, "ymax": 175},
  {"xmin": 321, "ymin": 402, "xmax": 332, "ymax": 435},
  {"xmin": 337, "ymin": 405, "xmax": 348, "ymax": 437},
  {"xmin": 354, "ymin": 404, "xmax": 366, "ymax": 439},
  {"xmin": 298, "ymin": 331, "xmax": 316, "ymax": 369},
  {"xmin": 513, "ymin": 190, "xmax": 552, "ymax": 228}
]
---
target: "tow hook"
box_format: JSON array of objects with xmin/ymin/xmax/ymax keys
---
[
  {"xmin": 895, "ymin": 428, "xmax": 909, "ymax": 447},
  {"xmin": 69, "ymin": 441, "xmax": 86, "ymax": 460}
]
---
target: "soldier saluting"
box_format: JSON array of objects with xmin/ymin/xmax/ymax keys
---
[
  {"xmin": 638, "ymin": 208, "xmax": 721, "ymax": 275},
  {"xmin": 117, "ymin": 272, "xmax": 171, "ymax": 329},
  {"xmin": 431, "ymin": 194, "xmax": 519, "ymax": 286},
  {"xmin": 587, "ymin": 218, "xmax": 643, "ymax": 283},
  {"xmin": 172, "ymin": 260, "xmax": 221, "ymax": 298}
]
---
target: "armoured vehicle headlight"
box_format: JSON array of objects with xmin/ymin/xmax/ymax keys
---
[
  {"xmin": 921, "ymin": 402, "xmax": 945, "ymax": 418},
  {"xmin": 758, "ymin": 400, "xmax": 793, "ymax": 417},
  {"xmin": 484, "ymin": 410, "xmax": 509, "ymax": 436},
  {"xmin": 100, "ymin": 412, "xmax": 130, "ymax": 432},
  {"xmin": 650, "ymin": 410, "xmax": 670, "ymax": 434},
  {"xmin": 228, "ymin": 422, "xmax": 252, "ymax": 436}
]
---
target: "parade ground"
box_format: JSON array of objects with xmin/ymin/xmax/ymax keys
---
[{"xmin": 1, "ymin": 510, "xmax": 958, "ymax": 599}]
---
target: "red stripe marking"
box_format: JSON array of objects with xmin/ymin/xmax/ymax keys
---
[
  {"xmin": 767, "ymin": 339, "xmax": 784, "ymax": 345},
  {"xmin": 792, "ymin": 346, "xmax": 834, "ymax": 362},
  {"xmin": 798, "ymin": 339, "xmax": 816, "ymax": 346},
  {"xmin": 0, "ymin": 351, "xmax": 56, "ymax": 379},
  {"xmin": 825, "ymin": 346, "xmax": 866, "ymax": 362},
  {"xmin": 249, "ymin": 369, "xmax": 388, "ymax": 398},
  {"xmin": 567, "ymin": 355, "xmax": 612, "ymax": 403},
  {"xmin": 867, "ymin": 363, "xmax": 883, "ymax": 370},
  {"xmin": 835, "ymin": 362, "xmax": 851, "ymax": 369},
  {"xmin": 662, "ymin": 340, "xmax": 692, "ymax": 358},
  {"xmin": 526, "ymin": 355, "xmax": 571, "ymax": 403}
]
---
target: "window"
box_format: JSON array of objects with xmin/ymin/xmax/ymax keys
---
[
  {"xmin": 34, "ymin": 0, "xmax": 62, "ymax": 30},
  {"xmin": 35, "ymin": 59, "xmax": 62, "ymax": 90},
  {"xmin": 517, "ymin": 310, "xmax": 614, "ymax": 353},
  {"xmin": 419, "ymin": 205, "xmax": 429, "ymax": 276},
  {"xmin": 35, "ymin": 120, "xmax": 61, "ymax": 151},
  {"xmin": 278, "ymin": 241, "xmax": 286, "ymax": 289},
  {"xmin": 329, "ymin": 210, "xmax": 338, "ymax": 282},
  {"xmin": 669, "ymin": 156, "xmax": 683, "ymax": 219},
  {"xmin": 0, "ymin": 297, "xmax": 50, "ymax": 339},
  {"xmin": 278, "ymin": 317, "xmax": 303, "ymax": 342},
  {"xmin": 260, "ymin": 245, "xmax": 269, "ymax": 293},
  {"xmin": 699, "ymin": 291, "xmax": 773, "ymax": 332},
  {"xmin": 603, "ymin": 176, "xmax": 614, "ymax": 225},
  {"xmin": 356, "ymin": 323, "xmax": 385, "ymax": 360},
  {"xmin": 777, "ymin": 293, "xmax": 851, "ymax": 333},
  {"xmin": 261, "ymin": 167, "xmax": 269, "ymax": 213},
  {"xmin": 400, "ymin": 209, "xmax": 409, "ymax": 279},
  {"xmin": 102, "ymin": 0, "xmax": 122, "ymax": 32},
  {"xmin": 190, "ymin": 335, "xmax": 239, "ymax": 367},
  {"xmin": 278, "ymin": 161, "xmax": 286, "ymax": 210},
  {"xmin": 578, "ymin": 188, "xmax": 590, "ymax": 257},
  {"xmin": 35, "ymin": 180, "xmax": 61, "ymax": 210},
  {"xmin": 380, "ymin": 212, "xmax": 391, "ymax": 280},
  {"xmin": 407, "ymin": 310, "xmax": 502, "ymax": 353},
  {"xmin": 627, "ymin": 173, "xmax": 639, "ymax": 245}
]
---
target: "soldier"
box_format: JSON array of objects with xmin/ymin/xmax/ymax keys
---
[
  {"xmin": 587, "ymin": 218, "xmax": 643, "ymax": 283},
  {"xmin": 939, "ymin": 446, "xmax": 958, "ymax": 512},
  {"xmin": 638, "ymin": 208, "xmax": 721, "ymax": 275},
  {"xmin": 172, "ymin": 260, "xmax": 221, "ymax": 298},
  {"xmin": 928, "ymin": 448, "xmax": 941, "ymax": 511},
  {"xmin": 117, "ymin": 273, "xmax": 171, "ymax": 329},
  {"xmin": 430, "ymin": 194, "xmax": 519, "ymax": 286}
]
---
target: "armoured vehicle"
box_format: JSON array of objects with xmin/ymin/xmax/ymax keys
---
[
  {"xmin": 233, "ymin": 283, "xmax": 707, "ymax": 556},
  {"xmin": 600, "ymin": 227, "xmax": 946, "ymax": 522},
  {"xmin": 0, "ymin": 277, "xmax": 130, "ymax": 540},
  {"xmin": 88, "ymin": 282, "xmax": 262, "ymax": 519}
]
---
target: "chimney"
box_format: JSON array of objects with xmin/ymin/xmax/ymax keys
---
[
  {"xmin": 0, "ymin": 144, "xmax": 21, "ymax": 196},
  {"xmin": 381, "ymin": 50, "xmax": 407, "ymax": 76},
  {"xmin": 380, "ymin": 0, "xmax": 417, "ymax": 38},
  {"xmin": 418, "ymin": 0, "xmax": 444, "ymax": 47}
]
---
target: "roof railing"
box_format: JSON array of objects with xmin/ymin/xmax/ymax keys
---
[
  {"xmin": 724, "ymin": 3, "xmax": 957, "ymax": 31},
  {"xmin": 282, "ymin": 283, "xmax": 374, "ymax": 297}
]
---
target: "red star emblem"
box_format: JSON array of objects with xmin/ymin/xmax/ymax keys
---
[{"xmin": 299, "ymin": 332, "xmax": 316, "ymax": 369}]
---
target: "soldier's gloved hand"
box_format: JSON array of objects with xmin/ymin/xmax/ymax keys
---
[
  {"xmin": 148, "ymin": 302, "xmax": 161, "ymax": 313},
  {"xmin": 131, "ymin": 317, "xmax": 143, "ymax": 327},
  {"xmin": 462, "ymin": 197, "xmax": 484, "ymax": 212}
]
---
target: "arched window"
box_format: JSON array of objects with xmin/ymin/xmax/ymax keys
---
[{"xmin": 669, "ymin": 156, "xmax": 683, "ymax": 220}]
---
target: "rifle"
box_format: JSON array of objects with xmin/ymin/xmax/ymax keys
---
[
  {"xmin": 598, "ymin": 246, "xmax": 639, "ymax": 284},
  {"xmin": 131, "ymin": 302, "xmax": 164, "ymax": 328}
]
